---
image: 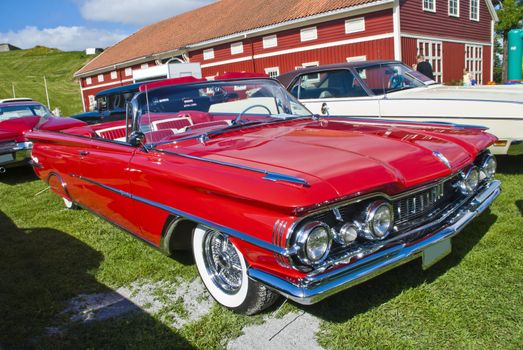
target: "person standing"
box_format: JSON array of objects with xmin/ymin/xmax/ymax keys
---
[{"xmin": 416, "ymin": 54, "xmax": 435, "ymax": 80}]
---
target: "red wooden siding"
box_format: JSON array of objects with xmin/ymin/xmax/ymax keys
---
[
  {"xmin": 482, "ymin": 45, "xmax": 491, "ymax": 82},
  {"xmin": 191, "ymin": 9, "xmax": 393, "ymax": 64},
  {"xmin": 400, "ymin": 0, "xmax": 492, "ymax": 43},
  {"xmin": 200, "ymin": 38, "xmax": 395, "ymax": 77},
  {"xmin": 442, "ymin": 41, "xmax": 466, "ymax": 83}
]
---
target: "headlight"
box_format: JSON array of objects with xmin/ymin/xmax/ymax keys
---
[
  {"xmin": 362, "ymin": 200, "xmax": 394, "ymax": 240},
  {"xmin": 334, "ymin": 222, "xmax": 359, "ymax": 246},
  {"xmin": 480, "ymin": 154, "xmax": 496, "ymax": 179},
  {"xmin": 458, "ymin": 166, "xmax": 479, "ymax": 195},
  {"xmin": 296, "ymin": 221, "xmax": 332, "ymax": 265}
]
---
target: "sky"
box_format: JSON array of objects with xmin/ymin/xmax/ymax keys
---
[{"xmin": 0, "ymin": 0, "xmax": 214, "ymax": 51}]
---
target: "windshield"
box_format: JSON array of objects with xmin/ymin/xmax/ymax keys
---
[
  {"xmin": 0, "ymin": 104, "xmax": 53, "ymax": 122},
  {"xmin": 356, "ymin": 63, "xmax": 436, "ymax": 95},
  {"xmin": 135, "ymin": 79, "xmax": 312, "ymax": 145}
]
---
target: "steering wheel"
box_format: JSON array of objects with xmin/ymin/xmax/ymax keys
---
[{"xmin": 233, "ymin": 104, "xmax": 272, "ymax": 125}]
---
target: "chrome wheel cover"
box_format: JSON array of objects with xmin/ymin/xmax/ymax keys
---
[{"xmin": 202, "ymin": 230, "xmax": 243, "ymax": 294}]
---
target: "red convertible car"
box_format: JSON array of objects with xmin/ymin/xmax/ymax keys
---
[
  {"xmin": 0, "ymin": 98, "xmax": 85, "ymax": 172},
  {"xmin": 27, "ymin": 75, "xmax": 500, "ymax": 314}
]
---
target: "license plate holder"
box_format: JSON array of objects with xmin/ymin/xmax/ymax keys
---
[
  {"xmin": 422, "ymin": 238, "xmax": 452, "ymax": 270},
  {"xmin": 0, "ymin": 153, "xmax": 14, "ymax": 164}
]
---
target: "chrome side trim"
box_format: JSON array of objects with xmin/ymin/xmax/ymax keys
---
[
  {"xmin": 327, "ymin": 116, "xmax": 489, "ymax": 129},
  {"xmin": 248, "ymin": 180, "xmax": 501, "ymax": 305},
  {"xmin": 72, "ymin": 174, "xmax": 290, "ymax": 256},
  {"xmin": 155, "ymin": 149, "xmax": 310, "ymax": 187}
]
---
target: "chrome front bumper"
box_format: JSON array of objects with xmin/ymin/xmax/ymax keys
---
[
  {"xmin": 0, "ymin": 141, "xmax": 33, "ymax": 167},
  {"xmin": 249, "ymin": 180, "xmax": 501, "ymax": 305}
]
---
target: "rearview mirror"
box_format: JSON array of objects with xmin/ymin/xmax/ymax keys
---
[{"xmin": 129, "ymin": 131, "xmax": 146, "ymax": 147}]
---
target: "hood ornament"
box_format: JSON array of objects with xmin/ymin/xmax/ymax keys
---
[{"xmin": 433, "ymin": 151, "xmax": 451, "ymax": 169}]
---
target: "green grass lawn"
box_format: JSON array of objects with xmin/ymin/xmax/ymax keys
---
[
  {"xmin": 0, "ymin": 47, "xmax": 91, "ymax": 116},
  {"xmin": 0, "ymin": 156, "xmax": 522, "ymax": 349}
]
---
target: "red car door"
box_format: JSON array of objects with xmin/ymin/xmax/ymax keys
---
[{"xmin": 76, "ymin": 139, "xmax": 140, "ymax": 235}]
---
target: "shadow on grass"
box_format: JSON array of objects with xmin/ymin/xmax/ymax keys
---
[
  {"xmin": 0, "ymin": 165, "xmax": 37, "ymax": 185},
  {"xmin": 0, "ymin": 210, "xmax": 193, "ymax": 349},
  {"xmin": 296, "ymin": 210, "xmax": 497, "ymax": 323},
  {"xmin": 496, "ymin": 155, "xmax": 523, "ymax": 175},
  {"xmin": 516, "ymin": 200, "xmax": 523, "ymax": 217}
]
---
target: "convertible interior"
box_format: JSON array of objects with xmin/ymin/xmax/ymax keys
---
[{"xmin": 64, "ymin": 97, "xmax": 280, "ymax": 144}]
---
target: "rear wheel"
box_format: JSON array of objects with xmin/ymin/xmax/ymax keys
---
[
  {"xmin": 192, "ymin": 225, "xmax": 279, "ymax": 315},
  {"xmin": 63, "ymin": 197, "xmax": 79, "ymax": 210}
]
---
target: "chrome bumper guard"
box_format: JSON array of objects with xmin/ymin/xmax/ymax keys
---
[
  {"xmin": 248, "ymin": 180, "xmax": 501, "ymax": 305},
  {"xmin": 0, "ymin": 142, "xmax": 33, "ymax": 166}
]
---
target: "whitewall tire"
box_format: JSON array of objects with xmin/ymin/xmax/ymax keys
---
[
  {"xmin": 63, "ymin": 197, "xmax": 79, "ymax": 210},
  {"xmin": 192, "ymin": 225, "xmax": 279, "ymax": 314}
]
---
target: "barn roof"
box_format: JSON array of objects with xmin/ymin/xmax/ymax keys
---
[{"xmin": 75, "ymin": 0, "xmax": 387, "ymax": 77}]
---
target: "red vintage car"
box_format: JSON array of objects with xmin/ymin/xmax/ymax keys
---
[
  {"xmin": 27, "ymin": 75, "xmax": 500, "ymax": 314},
  {"xmin": 0, "ymin": 99, "xmax": 85, "ymax": 172}
]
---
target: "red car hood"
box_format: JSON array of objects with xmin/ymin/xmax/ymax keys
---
[
  {"xmin": 0, "ymin": 116, "xmax": 86, "ymax": 142},
  {"xmin": 158, "ymin": 118, "xmax": 495, "ymax": 210}
]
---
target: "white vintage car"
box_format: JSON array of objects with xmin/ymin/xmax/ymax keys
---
[{"xmin": 277, "ymin": 61, "xmax": 523, "ymax": 155}]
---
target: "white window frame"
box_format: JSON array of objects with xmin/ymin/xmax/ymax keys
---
[
  {"xmin": 262, "ymin": 35, "xmax": 278, "ymax": 49},
  {"xmin": 469, "ymin": 0, "xmax": 479, "ymax": 21},
  {"xmin": 448, "ymin": 0, "xmax": 460, "ymax": 17},
  {"xmin": 345, "ymin": 17, "xmax": 365, "ymax": 34},
  {"xmin": 423, "ymin": 0, "xmax": 436, "ymax": 12},
  {"xmin": 203, "ymin": 48, "xmax": 214, "ymax": 60},
  {"xmin": 346, "ymin": 55, "xmax": 367, "ymax": 62},
  {"xmin": 110, "ymin": 71, "xmax": 117, "ymax": 79},
  {"xmin": 417, "ymin": 39, "xmax": 443, "ymax": 83},
  {"xmin": 141, "ymin": 63, "xmax": 149, "ymax": 69},
  {"xmin": 264, "ymin": 67, "xmax": 280, "ymax": 78},
  {"xmin": 300, "ymin": 27, "xmax": 318, "ymax": 42},
  {"xmin": 86, "ymin": 77, "xmax": 92, "ymax": 85},
  {"xmin": 465, "ymin": 44, "xmax": 483, "ymax": 84},
  {"xmin": 230, "ymin": 42, "xmax": 243, "ymax": 55},
  {"xmin": 97, "ymin": 74, "xmax": 104, "ymax": 82},
  {"xmin": 125, "ymin": 67, "xmax": 132, "ymax": 76}
]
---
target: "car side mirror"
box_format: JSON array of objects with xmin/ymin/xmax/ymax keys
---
[
  {"xmin": 129, "ymin": 131, "xmax": 146, "ymax": 147},
  {"xmin": 321, "ymin": 102, "xmax": 330, "ymax": 116}
]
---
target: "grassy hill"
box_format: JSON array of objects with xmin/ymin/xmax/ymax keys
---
[{"xmin": 0, "ymin": 46, "xmax": 92, "ymax": 116}]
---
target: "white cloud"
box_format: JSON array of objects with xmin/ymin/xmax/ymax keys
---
[
  {"xmin": 0, "ymin": 26, "xmax": 128, "ymax": 51},
  {"xmin": 80, "ymin": 0, "xmax": 214, "ymax": 25}
]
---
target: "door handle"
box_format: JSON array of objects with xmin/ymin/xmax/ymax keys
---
[{"xmin": 79, "ymin": 150, "xmax": 90, "ymax": 156}]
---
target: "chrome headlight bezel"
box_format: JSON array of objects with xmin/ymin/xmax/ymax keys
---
[
  {"xmin": 295, "ymin": 221, "xmax": 332, "ymax": 265},
  {"xmin": 479, "ymin": 153, "xmax": 496, "ymax": 179},
  {"xmin": 458, "ymin": 166, "xmax": 480, "ymax": 195},
  {"xmin": 362, "ymin": 200, "xmax": 394, "ymax": 240}
]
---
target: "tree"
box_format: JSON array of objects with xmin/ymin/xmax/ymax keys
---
[{"xmin": 492, "ymin": 0, "xmax": 523, "ymax": 81}]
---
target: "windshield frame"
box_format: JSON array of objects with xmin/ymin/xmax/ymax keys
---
[
  {"xmin": 129, "ymin": 78, "xmax": 313, "ymax": 145},
  {"xmin": 352, "ymin": 62, "xmax": 437, "ymax": 96}
]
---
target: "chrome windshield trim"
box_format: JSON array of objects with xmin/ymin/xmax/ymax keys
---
[
  {"xmin": 71, "ymin": 174, "xmax": 292, "ymax": 256},
  {"xmin": 153, "ymin": 148, "xmax": 310, "ymax": 187}
]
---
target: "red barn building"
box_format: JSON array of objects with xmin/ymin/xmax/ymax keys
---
[{"xmin": 75, "ymin": 0, "xmax": 497, "ymax": 111}]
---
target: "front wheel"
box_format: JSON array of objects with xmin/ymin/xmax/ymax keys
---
[{"xmin": 192, "ymin": 225, "xmax": 279, "ymax": 315}]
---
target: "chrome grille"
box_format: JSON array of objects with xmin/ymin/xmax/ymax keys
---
[
  {"xmin": 394, "ymin": 182, "xmax": 445, "ymax": 223},
  {"xmin": 0, "ymin": 141, "xmax": 16, "ymax": 154}
]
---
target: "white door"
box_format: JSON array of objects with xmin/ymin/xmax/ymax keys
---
[
  {"xmin": 465, "ymin": 44, "xmax": 483, "ymax": 84},
  {"xmin": 417, "ymin": 40, "xmax": 443, "ymax": 83}
]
